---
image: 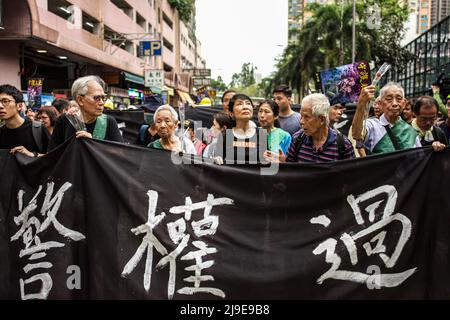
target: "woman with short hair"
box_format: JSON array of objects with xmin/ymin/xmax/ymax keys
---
[
  {"xmin": 257, "ymin": 99, "xmax": 292, "ymax": 155},
  {"xmin": 37, "ymin": 106, "xmax": 60, "ymax": 135}
]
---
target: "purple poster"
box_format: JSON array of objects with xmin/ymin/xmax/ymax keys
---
[
  {"xmin": 315, "ymin": 61, "xmax": 371, "ymax": 105},
  {"xmin": 27, "ymin": 78, "xmax": 44, "ymax": 110}
]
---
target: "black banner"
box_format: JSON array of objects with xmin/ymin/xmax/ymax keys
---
[{"xmin": 1, "ymin": 139, "xmax": 449, "ymax": 300}]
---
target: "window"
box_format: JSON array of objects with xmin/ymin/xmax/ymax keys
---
[
  {"xmin": 163, "ymin": 12, "xmax": 173, "ymax": 29},
  {"xmin": 136, "ymin": 12, "xmax": 146, "ymax": 30},
  {"xmin": 163, "ymin": 37, "xmax": 173, "ymax": 52}
]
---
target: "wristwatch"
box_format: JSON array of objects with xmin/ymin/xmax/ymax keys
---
[{"xmin": 33, "ymin": 151, "xmax": 39, "ymax": 158}]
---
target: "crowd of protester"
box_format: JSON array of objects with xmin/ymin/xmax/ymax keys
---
[{"xmin": 1, "ymin": 75, "xmax": 449, "ymax": 164}]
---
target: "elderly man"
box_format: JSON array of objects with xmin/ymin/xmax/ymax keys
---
[
  {"xmin": 277, "ymin": 93, "xmax": 354, "ymax": 163},
  {"xmin": 48, "ymin": 75, "xmax": 123, "ymax": 151},
  {"xmin": 352, "ymin": 82, "xmax": 422, "ymax": 155}
]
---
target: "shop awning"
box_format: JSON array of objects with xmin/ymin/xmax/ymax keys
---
[
  {"xmin": 123, "ymin": 72, "xmax": 145, "ymax": 85},
  {"xmin": 177, "ymin": 90, "xmax": 195, "ymax": 106},
  {"xmin": 163, "ymin": 85, "xmax": 174, "ymax": 96}
]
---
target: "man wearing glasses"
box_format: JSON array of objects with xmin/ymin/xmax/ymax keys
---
[
  {"xmin": 0, "ymin": 84, "xmax": 49, "ymax": 157},
  {"xmin": 352, "ymin": 82, "xmax": 422, "ymax": 155},
  {"xmin": 48, "ymin": 75, "xmax": 123, "ymax": 151},
  {"xmin": 411, "ymin": 96, "xmax": 447, "ymax": 150}
]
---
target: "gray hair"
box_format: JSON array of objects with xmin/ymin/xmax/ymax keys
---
[
  {"xmin": 154, "ymin": 104, "xmax": 179, "ymax": 122},
  {"xmin": 379, "ymin": 82, "xmax": 404, "ymax": 99},
  {"xmin": 302, "ymin": 93, "xmax": 330, "ymax": 126},
  {"xmin": 71, "ymin": 75, "xmax": 106, "ymax": 98}
]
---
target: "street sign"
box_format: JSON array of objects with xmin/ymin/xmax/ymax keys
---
[
  {"xmin": 139, "ymin": 41, "xmax": 162, "ymax": 56},
  {"xmin": 183, "ymin": 69, "xmax": 211, "ymax": 77},
  {"xmin": 193, "ymin": 78, "xmax": 211, "ymax": 87},
  {"xmin": 145, "ymin": 70, "xmax": 164, "ymax": 88}
]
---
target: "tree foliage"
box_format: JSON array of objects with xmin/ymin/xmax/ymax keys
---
[
  {"xmin": 268, "ymin": 0, "xmax": 413, "ymax": 99},
  {"xmin": 168, "ymin": 0, "xmax": 194, "ymax": 23},
  {"xmin": 230, "ymin": 63, "xmax": 257, "ymax": 89},
  {"xmin": 211, "ymin": 76, "xmax": 228, "ymax": 92}
]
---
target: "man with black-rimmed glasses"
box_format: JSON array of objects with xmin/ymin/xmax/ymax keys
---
[
  {"xmin": 0, "ymin": 84, "xmax": 49, "ymax": 157},
  {"xmin": 48, "ymin": 75, "xmax": 123, "ymax": 151}
]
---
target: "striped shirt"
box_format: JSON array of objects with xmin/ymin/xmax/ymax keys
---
[{"xmin": 286, "ymin": 128, "xmax": 355, "ymax": 163}]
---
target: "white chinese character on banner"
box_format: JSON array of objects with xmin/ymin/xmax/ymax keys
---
[
  {"xmin": 311, "ymin": 185, "xmax": 417, "ymax": 289},
  {"xmin": 11, "ymin": 182, "xmax": 85, "ymax": 300},
  {"xmin": 122, "ymin": 190, "xmax": 233, "ymax": 299}
]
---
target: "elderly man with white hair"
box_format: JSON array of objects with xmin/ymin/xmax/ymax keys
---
[
  {"xmin": 275, "ymin": 93, "xmax": 355, "ymax": 163},
  {"xmin": 48, "ymin": 75, "xmax": 123, "ymax": 151},
  {"xmin": 351, "ymin": 82, "xmax": 422, "ymax": 155}
]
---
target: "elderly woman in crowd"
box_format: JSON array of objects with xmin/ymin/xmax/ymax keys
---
[
  {"xmin": 147, "ymin": 104, "xmax": 196, "ymax": 154},
  {"xmin": 37, "ymin": 106, "xmax": 60, "ymax": 135}
]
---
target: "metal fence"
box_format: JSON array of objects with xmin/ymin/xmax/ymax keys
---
[{"xmin": 392, "ymin": 15, "xmax": 450, "ymax": 98}]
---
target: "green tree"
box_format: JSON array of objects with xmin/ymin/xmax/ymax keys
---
[
  {"xmin": 168, "ymin": 0, "xmax": 194, "ymax": 23},
  {"xmin": 230, "ymin": 63, "xmax": 257, "ymax": 88},
  {"xmin": 210, "ymin": 76, "xmax": 228, "ymax": 92},
  {"xmin": 269, "ymin": 0, "xmax": 413, "ymax": 99}
]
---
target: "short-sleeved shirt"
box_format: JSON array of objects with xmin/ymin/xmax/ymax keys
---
[
  {"xmin": 286, "ymin": 128, "xmax": 355, "ymax": 163},
  {"xmin": 48, "ymin": 114, "xmax": 124, "ymax": 151},
  {"xmin": 278, "ymin": 112, "xmax": 301, "ymax": 136},
  {"xmin": 364, "ymin": 114, "xmax": 421, "ymax": 154},
  {"xmin": 0, "ymin": 118, "xmax": 49, "ymax": 153}
]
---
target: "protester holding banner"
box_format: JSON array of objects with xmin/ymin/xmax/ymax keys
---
[
  {"xmin": 147, "ymin": 105, "xmax": 196, "ymax": 154},
  {"xmin": 48, "ymin": 76, "xmax": 124, "ymax": 151},
  {"xmin": 411, "ymin": 96, "xmax": 447, "ymax": 149},
  {"xmin": 272, "ymin": 85, "xmax": 301, "ymax": 136},
  {"xmin": 214, "ymin": 94, "xmax": 267, "ymax": 164},
  {"xmin": 37, "ymin": 106, "xmax": 60, "ymax": 135},
  {"xmin": 278, "ymin": 93, "xmax": 354, "ymax": 163},
  {"xmin": 0, "ymin": 84, "xmax": 49, "ymax": 157},
  {"xmin": 352, "ymin": 82, "xmax": 422, "ymax": 155},
  {"xmin": 257, "ymin": 99, "xmax": 292, "ymax": 155}
]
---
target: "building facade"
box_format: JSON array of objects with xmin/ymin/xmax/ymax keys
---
[{"xmin": 0, "ymin": 0, "xmax": 206, "ymax": 106}]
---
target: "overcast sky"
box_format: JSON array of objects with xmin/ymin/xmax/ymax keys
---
[{"xmin": 195, "ymin": 0, "xmax": 288, "ymax": 85}]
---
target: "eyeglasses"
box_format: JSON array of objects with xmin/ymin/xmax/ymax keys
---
[
  {"xmin": 82, "ymin": 95, "xmax": 107, "ymax": 102},
  {"xmin": 0, "ymin": 98, "xmax": 15, "ymax": 107},
  {"xmin": 417, "ymin": 116, "xmax": 437, "ymax": 123}
]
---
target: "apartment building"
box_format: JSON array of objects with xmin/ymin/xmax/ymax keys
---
[{"xmin": 0, "ymin": 0, "xmax": 206, "ymax": 106}]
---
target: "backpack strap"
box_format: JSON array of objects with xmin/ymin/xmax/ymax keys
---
[
  {"xmin": 93, "ymin": 114, "xmax": 107, "ymax": 140},
  {"xmin": 383, "ymin": 125, "xmax": 401, "ymax": 150},
  {"xmin": 31, "ymin": 120, "xmax": 44, "ymax": 153},
  {"xmin": 293, "ymin": 132, "xmax": 306, "ymax": 162},
  {"xmin": 336, "ymin": 132, "xmax": 346, "ymax": 160}
]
